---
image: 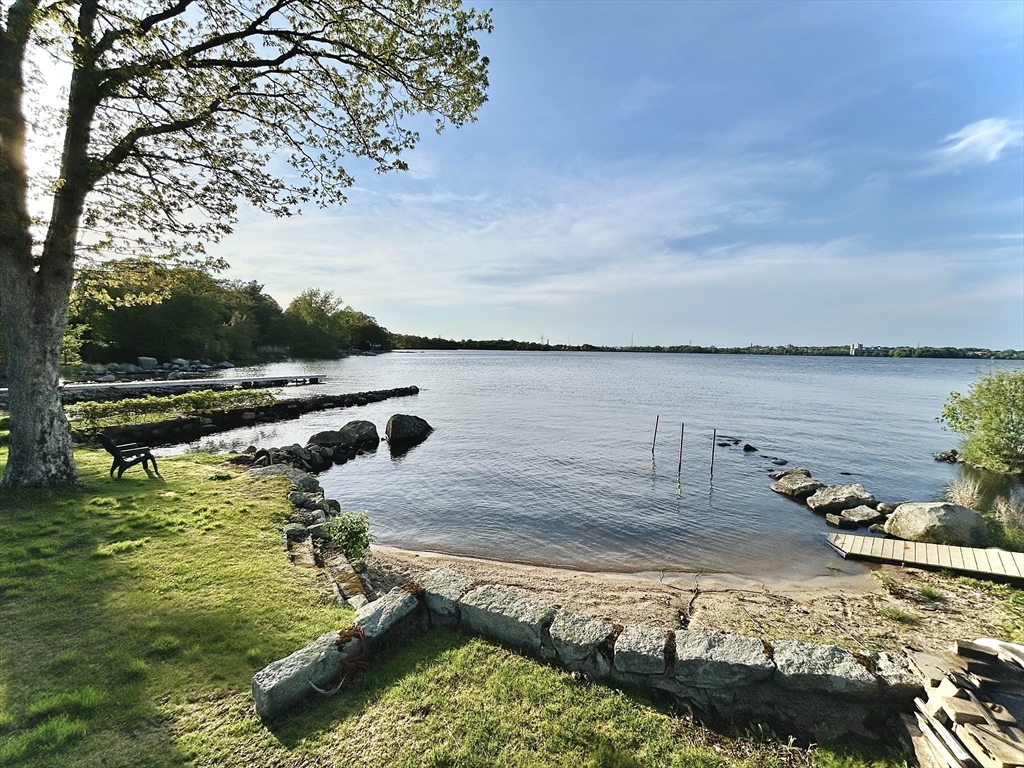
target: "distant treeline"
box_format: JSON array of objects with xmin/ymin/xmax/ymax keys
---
[
  {"xmin": 2, "ymin": 267, "xmax": 392, "ymax": 366},
  {"xmin": 2, "ymin": 269, "xmax": 1018, "ymax": 369},
  {"xmin": 390, "ymin": 336, "xmax": 1024, "ymax": 359}
]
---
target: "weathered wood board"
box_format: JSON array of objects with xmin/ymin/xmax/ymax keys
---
[{"xmin": 827, "ymin": 534, "xmax": 1024, "ymax": 584}]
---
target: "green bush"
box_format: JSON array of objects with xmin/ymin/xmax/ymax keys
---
[
  {"xmin": 326, "ymin": 511, "xmax": 374, "ymax": 562},
  {"xmin": 940, "ymin": 369, "xmax": 1024, "ymax": 474},
  {"xmin": 66, "ymin": 389, "xmax": 275, "ymax": 429}
]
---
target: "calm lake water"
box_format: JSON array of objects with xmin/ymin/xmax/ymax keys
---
[{"xmin": 176, "ymin": 352, "xmax": 1023, "ymax": 582}]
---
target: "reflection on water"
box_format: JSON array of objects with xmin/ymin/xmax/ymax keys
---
[{"xmin": 166, "ymin": 352, "xmax": 1024, "ymax": 582}]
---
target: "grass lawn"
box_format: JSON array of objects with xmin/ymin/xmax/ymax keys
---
[{"xmin": 0, "ymin": 437, "xmax": 906, "ymax": 767}]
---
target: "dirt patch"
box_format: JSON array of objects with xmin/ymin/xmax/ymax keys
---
[{"xmin": 363, "ymin": 545, "xmax": 1017, "ymax": 654}]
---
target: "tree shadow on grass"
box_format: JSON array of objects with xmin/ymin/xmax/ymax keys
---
[
  {"xmin": 0, "ymin": 450, "xmax": 333, "ymax": 767},
  {"xmin": 265, "ymin": 628, "xmax": 477, "ymax": 747},
  {"xmin": 263, "ymin": 628, "xmax": 688, "ymax": 768}
]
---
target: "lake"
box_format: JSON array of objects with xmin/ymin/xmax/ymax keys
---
[{"xmin": 174, "ymin": 351, "xmax": 1023, "ymax": 582}]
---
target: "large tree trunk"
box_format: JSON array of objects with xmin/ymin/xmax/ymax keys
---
[
  {"xmin": 0, "ymin": 0, "xmax": 85, "ymax": 487},
  {"xmin": 0, "ymin": 273, "xmax": 79, "ymax": 487}
]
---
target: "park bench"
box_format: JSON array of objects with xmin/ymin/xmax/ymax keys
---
[{"xmin": 97, "ymin": 434, "xmax": 160, "ymax": 479}]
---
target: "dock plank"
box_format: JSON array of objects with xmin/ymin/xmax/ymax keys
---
[
  {"xmin": 851, "ymin": 536, "xmax": 868, "ymax": 557},
  {"xmin": 995, "ymin": 549, "xmax": 1020, "ymax": 578},
  {"xmin": 863, "ymin": 538, "xmax": 878, "ymax": 558},
  {"xmin": 993, "ymin": 550, "xmax": 1012, "ymax": 577},
  {"xmin": 1012, "ymin": 552, "xmax": 1024, "ymax": 577},
  {"xmin": 962, "ymin": 546, "xmax": 980, "ymax": 573},
  {"xmin": 925, "ymin": 543, "xmax": 941, "ymax": 568},
  {"xmin": 949, "ymin": 546, "xmax": 965, "ymax": 571},
  {"xmin": 899, "ymin": 540, "xmax": 913, "ymax": 564},
  {"xmin": 881, "ymin": 538, "xmax": 896, "ymax": 561},
  {"xmin": 904, "ymin": 541, "xmax": 918, "ymax": 564},
  {"xmin": 975, "ymin": 548, "xmax": 992, "ymax": 574},
  {"xmin": 826, "ymin": 535, "xmax": 1022, "ymax": 583}
]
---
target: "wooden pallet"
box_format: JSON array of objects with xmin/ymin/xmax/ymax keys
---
[
  {"xmin": 827, "ymin": 534, "xmax": 1024, "ymax": 583},
  {"xmin": 901, "ymin": 639, "xmax": 1024, "ymax": 768}
]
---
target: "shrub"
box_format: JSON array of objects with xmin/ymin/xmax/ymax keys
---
[
  {"xmin": 326, "ymin": 511, "xmax": 374, "ymax": 562},
  {"xmin": 945, "ymin": 477, "xmax": 981, "ymax": 508},
  {"xmin": 991, "ymin": 492, "xmax": 1024, "ymax": 552},
  {"xmin": 940, "ymin": 369, "xmax": 1024, "ymax": 474}
]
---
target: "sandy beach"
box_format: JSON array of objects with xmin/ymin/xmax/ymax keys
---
[{"xmin": 363, "ymin": 545, "xmax": 1014, "ymax": 655}]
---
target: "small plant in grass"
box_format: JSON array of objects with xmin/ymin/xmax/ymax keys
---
[
  {"xmin": 945, "ymin": 477, "xmax": 981, "ymax": 508},
  {"xmin": 24, "ymin": 687, "xmax": 104, "ymax": 723},
  {"xmin": 918, "ymin": 585, "xmax": 944, "ymax": 601},
  {"xmin": 149, "ymin": 634, "xmax": 181, "ymax": 657},
  {"xmin": 879, "ymin": 606, "xmax": 919, "ymax": 624},
  {"xmin": 0, "ymin": 714, "xmax": 88, "ymax": 762},
  {"xmin": 325, "ymin": 511, "xmax": 374, "ymax": 562},
  {"xmin": 871, "ymin": 570, "xmax": 907, "ymax": 597}
]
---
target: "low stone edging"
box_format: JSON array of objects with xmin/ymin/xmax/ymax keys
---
[
  {"xmin": 247, "ymin": 463, "xmax": 374, "ymax": 609},
  {"xmin": 251, "ymin": 566, "xmax": 921, "ymax": 743}
]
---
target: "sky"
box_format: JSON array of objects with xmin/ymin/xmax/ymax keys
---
[{"xmin": 213, "ymin": 1, "xmax": 1024, "ymax": 349}]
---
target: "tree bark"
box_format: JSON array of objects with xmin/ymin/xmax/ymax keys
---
[
  {"xmin": 0, "ymin": 0, "xmax": 81, "ymax": 487},
  {"xmin": 0, "ymin": 273, "xmax": 79, "ymax": 487}
]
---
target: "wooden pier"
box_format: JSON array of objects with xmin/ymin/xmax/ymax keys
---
[
  {"xmin": 62, "ymin": 374, "xmax": 326, "ymax": 393},
  {"xmin": 827, "ymin": 533, "xmax": 1024, "ymax": 583},
  {"xmin": 0, "ymin": 374, "xmax": 326, "ymax": 405}
]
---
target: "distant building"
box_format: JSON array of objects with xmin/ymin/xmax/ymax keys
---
[{"xmin": 850, "ymin": 342, "xmax": 863, "ymax": 356}]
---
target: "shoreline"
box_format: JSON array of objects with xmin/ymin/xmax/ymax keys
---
[
  {"xmin": 367, "ymin": 543, "xmax": 879, "ymax": 598},
  {"xmin": 363, "ymin": 544, "xmax": 1012, "ymax": 654}
]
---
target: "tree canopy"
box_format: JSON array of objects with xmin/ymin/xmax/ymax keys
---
[
  {"xmin": 0, "ymin": 0, "xmax": 490, "ymax": 487},
  {"xmin": 940, "ymin": 369, "xmax": 1024, "ymax": 475}
]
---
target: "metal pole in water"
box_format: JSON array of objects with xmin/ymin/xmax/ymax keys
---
[
  {"xmin": 677, "ymin": 422, "xmax": 684, "ymax": 479},
  {"xmin": 652, "ymin": 415, "xmax": 659, "ymax": 455},
  {"xmin": 710, "ymin": 428, "xmax": 717, "ymax": 485}
]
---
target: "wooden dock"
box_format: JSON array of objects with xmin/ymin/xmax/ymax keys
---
[
  {"xmin": 827, "ymin": 533, "xmax": 1024, "ymax": 583},
  {"xmin": 60, "ymin": 374, "xmax": 326, "ymax": 393},
  {"xmin": 0, "ymin": 374, "xmax": 327, "ymax": 404}
]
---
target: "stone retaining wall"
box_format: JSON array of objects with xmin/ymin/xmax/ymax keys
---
[{"xmin": 252, "ymin": 567, "xmax": 921, "ymax": 744}]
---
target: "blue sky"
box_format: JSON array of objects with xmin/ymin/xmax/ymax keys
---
[{"xmin": 215, "ymin": 0, "xmax": 1024, "ymax": 349}]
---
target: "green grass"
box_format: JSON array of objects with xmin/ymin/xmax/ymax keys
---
[
  {"xmin": 0, "ymin": 442, "xmax": 347, "ymax": 766},
  {"xmin": 917, "ymin": 586, "xmax": 944, "ymax": 601},
  {"xmin": 63, "ymin": 389, "xmax": 277, "ymax": 431},
  {"xmin": 870, "ymin": 571, "xmax": 905, "ymax": 598},
  {"xmin": 981, "ymin": 582, "xmax": 1024, "ymax": 643},
  {"xmin": 0, "ymin": 436, "xmax": 910, "ymax": 767},
  {"xmin": 877, "ymin": 606, "xmax": 919, "ymax": 625}
]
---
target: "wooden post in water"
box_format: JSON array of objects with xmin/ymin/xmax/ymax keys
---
[
  {"xmin": 677, "ymin": 422, "xmax": 684, "ymax": 478},
  {"xmin": 652, "ymin": 415, "xmax": 660, "ymax": 455},
  {"xmin": 710, "ymin": 428, "xmax": 717, "ymax": 485}
]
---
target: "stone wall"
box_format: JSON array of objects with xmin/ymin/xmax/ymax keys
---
[{"xmin": 252, "ymin": 567, "xmax": 921, "ymax": 744}]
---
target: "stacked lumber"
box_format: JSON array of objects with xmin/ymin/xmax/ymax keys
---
[{"xmin": 902, "ymin": 639, "xmax": 1024, "ymax": 768}]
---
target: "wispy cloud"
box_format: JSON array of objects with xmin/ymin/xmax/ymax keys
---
[
  {"xmin": 221, "ymin": 152, "xmax": 828, "ymax": 304},
  {"xmin": 921, "ymin": 118, "xmax": 1024, "ymax": 174}
]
